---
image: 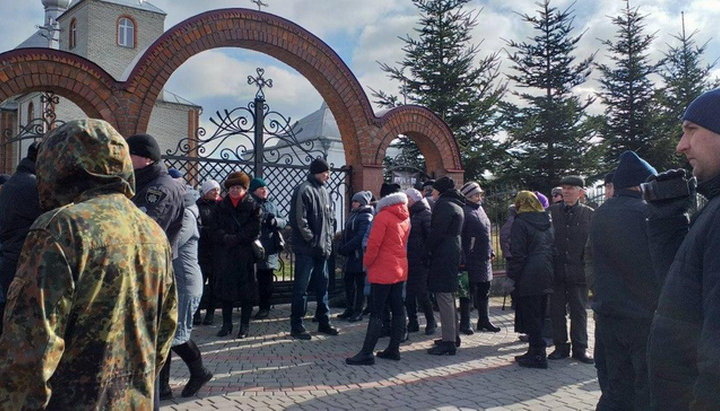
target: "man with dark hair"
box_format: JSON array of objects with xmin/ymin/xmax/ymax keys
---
[
  {"xmin": 288, "ymin": 157, "xmax": 339, "ymax": 340},
  {"xmin": 548, "ymin": 175, "xmax": 594, "ymax": 364},
  {"xmin": 645, "ymin": 88, "xmax": 720, "ymax": 409},
  {"xmin": 591, "ymin": 151, "xmax": 658, "ymax": 410},
  {"xmin": 0, "ymin": 141, "xmax": 42, "ymax": 332}
]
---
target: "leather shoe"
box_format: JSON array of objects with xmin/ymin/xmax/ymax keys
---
[
  {"xmin": 460, "ymin": 327, "xmax": 475, "ymax": 335},
  {"xmin": 548, "ymin": 344, "xmax": 570, "ymax": 360},
  {"xmin": 254, "ymin": 308, "xmax": 270, "ymax": 319},
  {"xmin": 434, "ymin": 335, "xmax": 461, "ymax": 347},
  {"xmin": 572, "ymin": 351, "xmax": 594, "ymax": 364},
  {"xmin": 216, "ymin": 325, "xmax": 232, "ymax": 337},
  {"xmin": 376, "ymin": 349, "xmax": 401, "ymax": 361},
  {"xmin": 318, "ymin": 324, "xmax": 340, "ymax": 335},
  {"xmin": 347, "ymin": 313, "xmax": 363, "ymax": 322},
  {"xmin": 291, "ymin": 329, "xmax": 312, "ymax": 340}
]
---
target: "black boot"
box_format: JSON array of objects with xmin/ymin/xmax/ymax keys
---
[
  {"xmin": 217, "ymin": 302, "xmax": 233, "ymax": 337},
  {"xmin": 237, "ymin": 323, "xmax": 249, "ymax": 339},
  {"xmin": 202, "ymin": 309, "xmax": 215, "ymax": 325},
  {"xmin": 421, "ymin": 297, "xmax": 437, "ymax": 335},
  {"xmin": 158, "ymin": 353, "xmax": 173, "ymax": 400},
  {"xmin": 548, "ymin": 343, "xmax": 570, "ymax": 360},
  {"xmin": 192, "ymin": 309, "xmax": 202, "ymax": 326},
  {"xmin": 459, "ymin": 297, "xmax": 474, "ymax": 335},
  {"xmin": 434, "ymin": 334, "xmax": 461, "ymax": 347},
  {"xmin": 173, "ymin": 340, "xmax": 213, "ymax": 397},
  {"xmin": 475, "ymin": 294, "xmax": 500, "ymax": 332},
  {"xmin": 346, "ymin": 318, "xmax": 383, "ymax": 365},
  {"xmin": 216, "ymin": 323, "xmax": 232, "ymax": 337},
  {"xmin": 407, "ymin": 317, "xmax": 420, "ymax": 333},
  {"xmin": 518, "ymin": 346, "xmax": 548, "ymax": 369},
  {"xmin": 377, "ymin": 309, "xmax": 405, "ymax": 361},
  {"xmin": 427, "ymin": 340, "xmax": 456, "ymax": 355}
]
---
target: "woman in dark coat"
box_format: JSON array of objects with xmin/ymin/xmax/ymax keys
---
[
  {"xmin": 426, "ymin": 177, "xmax": 465, "ymax": 355},
  {"xmin": 195, "ymin": 180, "xmax": 221, "ymax": 325},
  {"xmin": 212, "ymin": 171, "xmax": 261, "ymax": 338},
  {"xmin": 404, "ymin": 188, "xmax": 436, "ymax": 335},
  {"xmin": 459, "ymin": 182, "xmax": 500, "ymax": 335},
  {"xmin": 507, "ymin": 191, "xmax": 554, "ymax": 369},
  {"xmin": 338, "ymin": 190, "xmax": 373, "ymax": 322}
]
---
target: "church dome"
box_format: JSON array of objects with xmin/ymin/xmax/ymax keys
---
[{"xmin": 42, "ymin": 0, "xmax": 71, "ymax": 9}]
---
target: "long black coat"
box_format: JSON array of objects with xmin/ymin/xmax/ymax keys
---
[
  {"xmin": 646, "ymin": 175, "xmax": 720, "ymax": 410},
  {"xmin": 407, "ymin": 199, "xmax": 432, "ymax": 295},
  {"xmin": 507, "ymin": 211, "xmax": 554, "ymax": 297},
  {"xmin": 427, "ymin": 189, "xmax": 465, "ymax": 293},
  {"xmin": 549, "ymin": 201, "xmax": 593, "ymax": 285},
  {"xmin": 196, "ymin": 197, "xmax": 219, "ymax": 266},
  {"xmin": 338, "ymin": 205, "xmax": 373, "ymax": 273},
  {"xmin": 211, "ymin": 194, "xmax": 261, "ymax": 303},
  {"xmin": 462, "ymin": 202, "xmax": 493, "ymax": 283}
]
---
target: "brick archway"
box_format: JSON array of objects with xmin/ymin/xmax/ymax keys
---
[{"xmin": 0, "ymin": 8, "xmax": 463, "ymax": 192}]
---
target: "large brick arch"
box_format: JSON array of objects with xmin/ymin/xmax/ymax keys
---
[{"xmin": 0, "ymin": 49, "xmax": 119, "ymax": 125}]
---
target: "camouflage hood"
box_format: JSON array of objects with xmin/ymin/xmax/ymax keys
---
[{"xmin": 36, "ymin": 119, "xmax": 135, "ymax": 211}]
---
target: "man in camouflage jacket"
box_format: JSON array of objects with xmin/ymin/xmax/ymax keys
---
[{"xmin": 0, "ymin": 119, "xmax": 178, "ymax": 409}]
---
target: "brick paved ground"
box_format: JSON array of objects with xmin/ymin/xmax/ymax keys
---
[{"xmin": 161, "ymin": 298, "xmax": 599, "ymax": 410}]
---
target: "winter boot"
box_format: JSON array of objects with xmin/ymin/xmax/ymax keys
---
[
  {"xmin": 475, "ymin": 293, "xmax": 500, "ymax": 332},
  {"xmin": 518, "ymin": 346, "xmax": 548, "ymax": 369},
  {"xmin": 158, "ymin": 353, "xmax": 173, "ymax": 400},
  {"xmin": 377, "ymin": 309, "xmax": 405, "ymax": 361},
  {"xmin": 548, "ymin": 343, "xmax": 570, "ymax": 360},
  {"xmin": 514, "ymin": 348, "xmax": 532, "ymax": 362},
  {"xmin": 202, "ymin": 309, "xmax": 215, "ymax": 325},
  {"xmin": 346, "ymin": 318, "xmax": 383, "ymax": 365},
  {"xmin": 407, "ymin": 316, "xmax": 420, "ymax": 333},
  {"xmin": 459, "ymin": 297, "xmax": 474, "ymax": 335},
  {"xmin": 192, "ymin": 309, "xmax": 202, "ymax": 326},
  {"xmin": 216, "ymin": 323, "xmax": 232, "ymax": 337},
  {"xmin": 427, "ymin": 340, "xmax": 457, "ymax": 356},
  {"xmin": 237, "ymin": 323, "xmax": 249, "ymax": 339},
  {"xmin": 173, "ymin": 340, "xmax": 213, "ymax": 397}
]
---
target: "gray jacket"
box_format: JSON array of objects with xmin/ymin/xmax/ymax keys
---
[{"xmin": 289, "ymin": 174, "xmax": 334, "ymax": 257}]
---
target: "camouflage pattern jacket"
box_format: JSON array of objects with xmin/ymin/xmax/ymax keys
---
[{"xmin": 0, "ymin": 119, "xmax": 178, "ymax": 410}]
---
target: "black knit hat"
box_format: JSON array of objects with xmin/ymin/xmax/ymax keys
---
[
  {"xmin": 126, "ymin": 134, "xmax": 161, "ymax": 162},
  {"xmin": 613, "ymin": 151, "xmax": 657, "ymax": 189},
  {"xmin": 559, "ymin": 175, "xmax": 585, "ymax": 188},
  {"xmin": 309, "ymin": 157, "xmax": 330, "ymax": 174},
  {"xmin": 604, "ymin": 171, "xmax": 615, "ymax": 185},
  {"xmin": 432, "ymin": 176, "xmax": 455, "ymax": 194},
  {"xmin": 380, "ymin": 182, "xmax": 401, "ymax": 198},
  {"xmin": 683, "ymin": 88, "xmax": 720, "ymax": 134}
]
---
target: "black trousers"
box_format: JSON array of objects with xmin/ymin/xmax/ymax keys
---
[
  {"xmin": 595, "ymin": 314, "xmax": 652, "ymax": 411},
  {"xmin": 343, "ymin": 271, "xmax": 366, "ymax": 315},
  {"xmin": 256, "ymin": 268, "xmax": 274, "ymax": 311},
  {"xmin": 198, "ymin": 258, "xmax": 215, "ymax": 312},
  {"xmin": 516, "ymin": 294, "xmax": 547, "ymax": 348}
]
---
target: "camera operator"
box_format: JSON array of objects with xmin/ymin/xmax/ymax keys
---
[{"xmin": 644, "ymin": 88, "xmax": 720, "ymax": 410}]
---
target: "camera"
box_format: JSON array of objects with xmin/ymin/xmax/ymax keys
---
[{"xmin": 641, "ymin": 175, "xmax": 696, "ymax": 202}]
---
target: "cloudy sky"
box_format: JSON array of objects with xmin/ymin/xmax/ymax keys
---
[{"xmin": 1, "ymin": 0, "xmax": 719, "ymax": 125}]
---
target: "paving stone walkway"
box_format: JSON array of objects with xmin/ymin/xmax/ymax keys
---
[{"xmin": 161, "ymin": 298, "xmax": 599, "ymax": 410}]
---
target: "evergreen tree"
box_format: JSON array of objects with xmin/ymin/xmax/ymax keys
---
[
  {"xmin": 596, "ymin": 1, "xmax": 658, "ymax": 168},
  {"xmin": 372, "ymin": 0, "xmax": 506, "ymax": 181},
  {"xmin": 499, "ymin": 0, "xmax": 595, "ymax": 193},
  {"xmin": 652, "ymin": 13, "xmax": 717, "ymax": 170}
]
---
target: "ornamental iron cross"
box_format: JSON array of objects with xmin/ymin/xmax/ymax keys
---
[
  {"xmin": 247, "ymin": 67, "xmax": 273, "ymax": 100},
  {"xmin": 251, "ymin": 0, "xmax": 269, "ymax": 11}
]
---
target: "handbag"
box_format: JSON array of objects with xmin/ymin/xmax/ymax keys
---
[
  {"xmin": 272, "ymin": 230, "xmax": 286, "ymax": 253},
  {"xmin": 457, "ymin": 271, "xmax": 470, "ymax": 299},
  {"xmin": 251, "ymin": 239, "xmax": 266, "ymax": 262}
]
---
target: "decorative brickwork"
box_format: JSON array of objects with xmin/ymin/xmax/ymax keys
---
[{"xmin": 0, "ymin": 8, "xmax": 463, "ymax": 192}]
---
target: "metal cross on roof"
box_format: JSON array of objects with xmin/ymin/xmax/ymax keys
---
[
  {"xmin": 251, "ymin": 0, "xmax": 269, "ymax": 11},
  {"xmin": 247, "ymin": 67, "xmax": 273, "ymax": 100}
]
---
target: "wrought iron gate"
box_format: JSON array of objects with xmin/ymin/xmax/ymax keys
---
[{"xmin": 162, "ymin": 68, "xmax": 352, "ymax": 301}]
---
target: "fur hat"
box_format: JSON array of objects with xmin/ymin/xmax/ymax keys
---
[
  {"xmin": 559, "ymin": 175, "xmax": 585, "ymax": 188},
  {"xmin": 200, "ymin": 180, "xmax": 220, "ymax": 195},
  {"xmin": 309, "ymin": 157, "xmax": 330, "ymax": 174},
  {"xmin": 126, "ymin": 133, "xmax": 161, "ymax": 162},
  {"xmin": 224, "ymin": 171, "xmax": 250, "ymax": 190},
  {"xmin": 433, "ymin": 176, "xmax": 455, "ymax": 194},
  {"xmin": 683, "ymin": 88, "xmax": 720, "ymax": 135},
  {"xmin": 613, "ymin": 151, "xmax": 657, "ymax": 189}
]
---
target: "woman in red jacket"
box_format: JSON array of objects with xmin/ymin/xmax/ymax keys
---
[{"xmin": 346, "ymin": 188, "xmax": 411, "ymax": 365}]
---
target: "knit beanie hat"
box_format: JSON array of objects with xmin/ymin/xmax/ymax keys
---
[
  {"xmin": 224, "ymin": 171, "xmax": 250, "ymax": 189},
  {"xmin": 604, "ymin": 171, "xmax": 616, "ymax": 185},
  {"xmin": 613, "ymin": 150, "xmax": 657, "ymax": 189},
  {"xmin": 380, "ymin": 182, "xmax": 401, "ymax": 198},
  {"xmin": 351, "ymin": 190, "xmax": 372, "ymax": 206},
  {"xmin": 200, "ymin": 180, "xmax": 220, "ymax": 195},
  {"xmin": 534, "ymin": 191, "xmax": 550, "ymax": 209},
  {"xmin": 405, "ymin": 188, "xmax": 423, "ymax": 203},
  {"xmin": 249, "ymin": 177, "xmax": 267, "ymax": 193},
  {"xmin": 559, "ymin": 175, "xmax": 585, "ymax": 188},
  {"xmin": 460, "ymin": 181, "xmax": 483, "ymax": 199},
  {"xmin": 309, "ymin": 157, "xmax": 330, "ymax": 174},
  {"xmin": 683, "ymin": 88, "xmax": 720, "ymax": 134},
  {"xmin": 126, "ymin": 133, "xmax": 161, "ymax": 162},
  {"xmin": 432, "ymin": 176, "xmax": 455, "ymax": 194}
]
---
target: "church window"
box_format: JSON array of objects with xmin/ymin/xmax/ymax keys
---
[
  {"xmin": 69, "ymin": 18, "xmax": 77, "ymax": 49},
  {"xmin": 117, "ymin": 16, "xmax": 136, "ymax": 48}
]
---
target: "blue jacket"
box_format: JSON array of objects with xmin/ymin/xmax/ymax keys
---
[
  {"xmin": 461, "ymin": 202, "xmax": 493, "ymax": 283},
  {"xmin": 339, "ymin": 204, "xmax": 373, "ymax": 273},
  {"xmin": 253, "ymin": 194, "xmax": 287, "ymax": 271}
]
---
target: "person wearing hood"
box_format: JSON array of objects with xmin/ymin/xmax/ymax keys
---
[
  {"xmin": 404, "ymin": 188, "xmax": 436, "ymax": 335},
  {"xmin": 0, "ymin": 119, "xmax": 177, "ymax": 409},
  {"xmin": 127, "ymin": 133, "xmax": 185, "ymax": 258},
  {"xmin": 346, "ymin": 190, "xmax": 410, "ymax": 365},
  {"xmin": 338, "ymin": 190, "xmax": 374, "ymax": 322},
  {"xmin": 249, "ymin": 178, "xmax": 288, "ymax": 320},
  {"xmin": 508, "ymin": 191, "xmax": 554, "ymax": 369},
  {"xmin": 590, "ymin": 151, "xmax": 658, "ymax": 410},
  {"xmin": 212, "ymin": 172, "xmax": 262, "ymax": 339},
  {"xmin": 426, "ymin": 176, "xmax": 465, "ymax": 356},
  {"xmin": 0, "ymin": 141, "xmax": 41, "ymax": 330},
  {"xmin": 195, "ymin": 180, "xmax": 221, "ymax": 325},
  {"xmin": 459, "ymin": 182, "xmax": 500, "ymax": 335},
  {"xmin": 288, "ymin": 158, "xmax": 339, "ymax": 340},
  {"xmin": 158, "ymin": 187, "xmax": 213, "ymax": 401}
]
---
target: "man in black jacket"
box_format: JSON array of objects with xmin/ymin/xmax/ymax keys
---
[
  {"xmin": 591, "ymin": 151, "xmax": 657, "ymax": 410},
  {"xmin": 645, "ymin": 88, "xmax": 720, "ymax": 410},
  {"xmin": 288, "ymin": 158, "xmax": 338, "ymax": 340},
  {"xmin": 0, "ymin": 142, "xmax": 41, "ymax": 332},
  {"xmin": 548, "ymin": 175, "xmax": 594, "ymax": 364}
]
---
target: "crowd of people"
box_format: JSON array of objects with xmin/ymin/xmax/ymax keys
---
[{"xmin": 0, "ymin": 87, "xmax": 717, "ymax": 409}]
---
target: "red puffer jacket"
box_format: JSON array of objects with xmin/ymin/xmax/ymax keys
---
[{"xmin": 363, "ymin": 192, "xmax": 411, "ymax": 284}]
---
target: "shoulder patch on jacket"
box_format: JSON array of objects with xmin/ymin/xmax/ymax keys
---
[{"xmin": 145, "ymin": 186, "xmax": 167, "ymax": 205}]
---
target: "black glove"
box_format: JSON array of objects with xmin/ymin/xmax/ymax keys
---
[
  {"xmin": 264, "ymin": 213, "xmax": 277, "ymax": 229},
  {"xmin": 643, "ymin": 169, "xmax": 696, "ymax": 219},
  {"xmin": 223, "ymin": 234, "xmax": 241, "ymax": 247}
]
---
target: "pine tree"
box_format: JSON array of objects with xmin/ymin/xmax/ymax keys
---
[
  {"xmin": 652, "ymin": 12, "xmax": 717, "ymax": 170},
  {"xmin": 372, "ymin": 0, "xmax": 506, "ymax": 181},
  {"xmin": 596, "ymin": 1, "xmax": 657, "ymax": 168},
  {"xmin": 499, "ymin": 0, "xmax": 595, "ymax": 193}
]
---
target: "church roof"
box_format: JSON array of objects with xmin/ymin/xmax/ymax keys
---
[
  {"xmin": 16, "ymin": 31, "xmax": 50, "ymax": 49},
  {"xmin": 290, "ymin": 102, "xmax": 340, "ymax": 143},
  {"xmin": 64, "ymin": 0, "xmax": 166, "ymax": 16}
]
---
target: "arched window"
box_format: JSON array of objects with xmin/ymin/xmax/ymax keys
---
[
  {"xmin": 117, "ymin": 16, "xmax": 136, "ymax": 48},
  {"xmin": 69, "ymin": 18, "xmax": 77, "ymax": 49},
  {"xmin": 27, "ymin": 102, "xmax": 35, "ymax": 122}
]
